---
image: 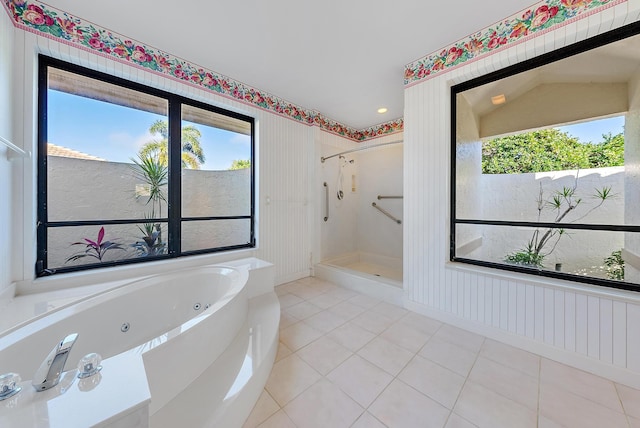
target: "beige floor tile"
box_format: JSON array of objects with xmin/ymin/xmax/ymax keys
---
[
  {"xmin": 480, "ymin": 339, "xmax": 540, "ymax": 378},
  {"xmin": 351, "ymin": 411, "xmax": 387, "ymax": 428},
  {"xmin": 283, "ymin": 379, "xmax": 364, "ymax": 428},
  {"xmin": 275, "ymin": 282, "xmax": 297, "ymax": 296},
  {"xmin": 307, "ymin": 292, "xmax": 344, "ymax": 309},
  {"xmin": 257, "ymin": 409, "xmax": 296, "ymax": 428},
  {"xmin": 265, "ymin": 354, "xmax": 322, "ymax": 406},
  {"xmin": 243, "ymin": 389, "xmax": 280, "ymax": 428},
  {"xmin": 324, "ymin": 287, "xmax": 358, "ymax": 301},
  {"xmin": 279, "ymin": 321, "xmax": 324, "ymax": 351},
  {"xmin": 420, "ymin": 335, "xmax": 479, "ymax": 377},
  {"xmin": 326, "ymin": 321, "xmax": 376, "ymax": 352},
  {"xmin": 370, "ymin": 300, "xmax": 408, "ymax": 321},
  {"xmin": 380, "ymin": 320, "xmax": 432, "ymax": 353},
  {"xmin": 398, "ymin": 354, "xmax": 466, "ymax": 409},
  {"xmin": 616, "ymin": 382, "xmax": 640, "ymax": 419},
  {"xmin": 357, "ymin": 336, "xmax": 415, "ymax": 376},
  {"xmin": 369, "ymin": 379, "xmax": 450, "ymax": 428},
  {"xmin": 445, "ymin": 413, "xmax": 479, "ymax": 428},
  {"xmin": 286, "ymin": 283, "xmax": 326, "ymax": 300},
  {"xmin": 284, "ymin": 301, "xmax": 323, "ymax": 320},
  {"xmin": 278, "ymin": 292, "xmax": 305, "ymax": 308},
  {"xmin": 327, "ymin": 354, "xmax": 394, "ymax": 407},
  {"xmin": 539, "ymin": 380, "xmax": 628, "ymax": 428},
  {"xmin": 351, "ymin": 309, "xmax": 397, "ymax": 334},
  {"xmin": 275, "ymin": 341, "xmax": 293, "ymax": 362},
  {"xmin": 327, "ymin": 300, "xmax": 367, "ymax": 320},
  {"xmin": 454, "ymin": 381, "xmax": 537, "ymax": 428},
  {"xmin": 279, "ymin": 311, "xmax": 299, "ymax": 330},
  {"xmin": 468, "ymin": 357, "xmax": 538, "ymax": 411},
  {"xmin": 433, "ymin": 324, "xmax": 485, "ymax": 353},
  {"xmin": 296, "ymin": 336, "xmax": 352, "ymax": 375},
  {"xmin": 395, "ymin": 311, "xmax": 443, "ymax": 336},
  {"xmin": 540, "ymin": 358, "xmax": 623, "ymax": 413},
  {"xmin": 303, "ymin": 309, "xmax": 348, "ymax": 333},
  {"xmin": 349, "ymin": 293, "xmax": 381, "ymax": 309}
]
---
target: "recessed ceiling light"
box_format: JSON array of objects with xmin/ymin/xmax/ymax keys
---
[
  {"xmin": 491, "ymin": 94, "xmax": 506, "ymax": 105},
  {"xmin": 377, "ymin": 107, "xmax": 388, "ymax": 114}
]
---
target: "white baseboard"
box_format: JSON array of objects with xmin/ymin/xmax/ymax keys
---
[{"xmin": 404, "ymin": 299, "xmax": 640, "ymax": 390}]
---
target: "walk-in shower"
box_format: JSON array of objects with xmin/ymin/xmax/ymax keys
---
[{"xmin": 317, "ymin": 139, "xmax": 403, "ymax": 303}]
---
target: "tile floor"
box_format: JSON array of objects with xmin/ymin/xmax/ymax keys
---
[{"xmin": 243, "ymin": 277, "xmax": 640, "ymax": 428}]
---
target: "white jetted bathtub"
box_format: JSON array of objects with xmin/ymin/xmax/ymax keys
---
[{"xmin": 0, "ymin": 258, "xmax": 278, "ymax": 427}]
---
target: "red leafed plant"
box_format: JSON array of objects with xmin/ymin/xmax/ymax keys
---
[{"xmin": 65, "ymin": 227, "xmax": 124, "ymax": 263}]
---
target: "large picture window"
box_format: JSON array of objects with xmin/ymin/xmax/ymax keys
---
[
  {"xmin": 451, "ymin": 23, "xmax": 640, "ymax": 291},
  {"xmin": 37, "ymin": 56, "xmax": 255, "ymax": 276}
]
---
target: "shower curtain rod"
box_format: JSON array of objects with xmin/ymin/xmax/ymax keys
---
[{"xmin": 321, "ymin": 140, "xmax": 403, "ymax": 163}]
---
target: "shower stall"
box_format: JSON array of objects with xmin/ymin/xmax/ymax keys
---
[{"xmin": 315, "ymin": 137, "xmax": 403, "ymax": 303}]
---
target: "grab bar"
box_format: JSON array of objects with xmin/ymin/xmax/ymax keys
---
[
  {"xmin": 372, "ymin": 202, "xmax": 401, "ymax": 224},
  {"xmin": 1, "ymin": 135, "xmax": 30, "ymax": 160},
  {"xmin": 377, "ymin": 195, "xmax": 403, "ymax": 200},
  {"xmin": 323, "ymin": 182, "xmax": 329, "ymax": 222}
]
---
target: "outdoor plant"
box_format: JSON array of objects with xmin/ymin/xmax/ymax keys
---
[
  {"xmin": 604, "ymin": 250, "xmax": 625, "ymax": 280},
  {"xmin": 65, "ymin": 227, "xmax": 124, "ymax": 263},
  {"xmin": 505, "ymin": 173, "xmax": 613, "ymax": 268},
  {"xmin": 130, "ymin": 151, "xmax": 168, "ymax": 257},
  {"xmin": 131, "ymin": 215, "xmax": 166, "ymax": 257}
]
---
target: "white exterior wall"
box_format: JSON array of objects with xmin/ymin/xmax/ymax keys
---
[
  {"xmin": 404, "ymin": 2, "xmax": 640, "ymax": 388},
  {"xmin": 478, "ymin": 167, "xmax": 624, "ymax": 272},
  {"xmin": 7, "ymin": 26, "xmax": 316, "ymax": 288},
  {"xmin": 0, "ymin": 9, "xmax": 15, "ymax": 297}
]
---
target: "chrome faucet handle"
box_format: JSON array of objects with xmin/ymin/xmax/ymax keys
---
[{"xmin": 32, "ymin": 333, "xmax": 79, "ymax": 392}]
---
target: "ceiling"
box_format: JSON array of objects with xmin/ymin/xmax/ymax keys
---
[
  {"xmin": 461, "ymin": 33, "xmax": 640, "ymax": 118},
  {"xmin": 42, "ymin": 0, "xmax": 536, "ymax": 129}
]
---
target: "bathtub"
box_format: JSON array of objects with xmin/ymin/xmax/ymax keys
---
[
  {"xmin": 315, "ymin": 251, "xmax": 403, "ymax": 304},
  {"xmin": 0, "ymin": 258, "xmax": 278, "ymax": 427}
]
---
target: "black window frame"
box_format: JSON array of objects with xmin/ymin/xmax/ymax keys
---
[
  {"xmin": 450, "ymin": 21, "xmax": 640, "ymax": 292},
  {"xmin": 36, "ymin": 55, "xmax": 256, "ymax": 277}
]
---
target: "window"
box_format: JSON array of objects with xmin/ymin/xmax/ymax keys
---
[
  {"xmin": 451, "ymin": 23, "xmax": 640, "ymax": 291},
  {"xmin": 37, "ymin": 56, "xmax": 255, "ymax": 276}
]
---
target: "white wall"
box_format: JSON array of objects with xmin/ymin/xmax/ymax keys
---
[
  {"xmin": 355, "ymin": 139, "xmax": 403, "ymax": 260},
  {"xmin": 6, "ymin": 24, "xmax": 316, "ymax": 289},
  {"xmin": 404, "ymin": 3, "xmax": 640, "ymax": 388},
  {"xmin": 0, "ymin": 9, "xmax": 15, "ymax": 296},
  {"xmin": 317, "ymin": 133, "xmax": 403, "ymax": 262}
]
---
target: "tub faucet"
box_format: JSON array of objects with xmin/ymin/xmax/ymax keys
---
[{"xmin": 32, "ymin": 333, "xmax": 78, "ymax": 392}]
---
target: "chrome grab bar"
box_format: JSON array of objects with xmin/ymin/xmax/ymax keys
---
[
  {"xmin": 323, "ymin": 182, "xmax": 329, "ymax": 222},
  {"xmin": 377, "ymin": 195, "xmax": 403, "ymax": 200},
  {"xmin": 372, "ymin": 202, "xmax": 401, "ymax": 224}
]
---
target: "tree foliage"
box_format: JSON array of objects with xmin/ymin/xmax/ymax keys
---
[
  {"xmin": 138, "ymin": 120, "xmax": 205, "ymax": 169},
  {"xmin": 229, "ymin": 159, "xmax": 251, "ymax": 170},
  {"xmin": 482, "ymin": 129, "xmax": 624, "ymax": 174}
]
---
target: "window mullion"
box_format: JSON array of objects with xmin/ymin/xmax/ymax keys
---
[{"xmin": 168, "ymin": 99, "xmax": 182, "ymax": 256}]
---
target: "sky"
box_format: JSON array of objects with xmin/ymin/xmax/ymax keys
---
[
  {"xmin": 555, "ymin": 115, "xmax": 625, "ymax": 144},
  {"xmin": 48, "ymin": 89, "xmax": 624, "ymax": 167},
  {"xmin": 47, "ymin": 90, "xmax": 251, "ymax": 171}
]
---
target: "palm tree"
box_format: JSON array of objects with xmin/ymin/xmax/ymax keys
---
[{"xmin": 138, "ymin": 120, "xmax": 205, "ymax": 169}]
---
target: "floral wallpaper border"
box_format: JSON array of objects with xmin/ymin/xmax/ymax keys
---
[
  {"xmin": 2, "ymin": 0, "xmax": 402, "ymax": 142},
  {"xmin": 404, "ymin": 0, "xmax": 626, "ymax": 86}
]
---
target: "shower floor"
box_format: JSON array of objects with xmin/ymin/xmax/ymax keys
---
[
  {"xmin": 315, "ymin": 252, "xmax": 403, "ymax": 304},
  {"xmin": 339, "ymin": 261, "xmax": 403, "ymax": 283}
]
